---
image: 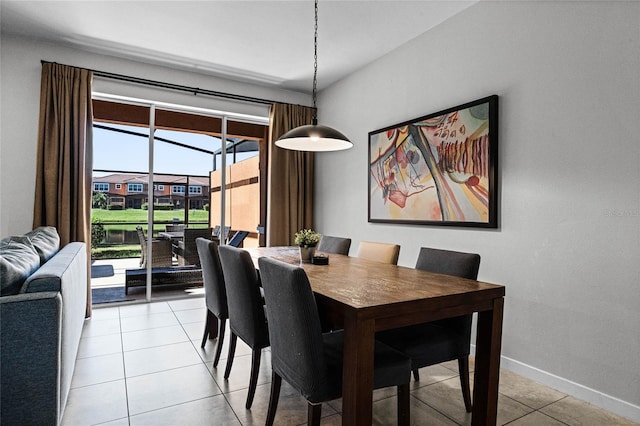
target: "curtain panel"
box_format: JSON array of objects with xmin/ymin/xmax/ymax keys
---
[
  {"xmin": 267, "ymin": 103, "xmax": 315, "ymax": 246},
  {"xmin": 33, "ymin": 63, "xmax": 94, "ymax": 316}
]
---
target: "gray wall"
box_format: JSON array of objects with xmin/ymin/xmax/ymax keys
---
[
  {"xmin": 315, "ymin": 1, "xmax": 639, "ymax": 421},
  {"xmin": 0, "ymin": 35, "xmax": 308, "ymax": 236}
]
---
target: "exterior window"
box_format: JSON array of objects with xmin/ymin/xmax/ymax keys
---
[
  {"xmin": 188, "ymin": 186, "xmax": 202, "ymax": 194},
  {"xmin": 94, "ymin": 183, "xmax": 109, "ymax": 192},
  {"xmin": 172, "ymin": 185, "xmax": 185, "ymax": 194},
  {"xmin": 153, "ymin": 184, "xmax": 165, "ymax": 191},
  {"xmin": 109, "ymin": 196, "xmax": 125, "ymax": 207},
  {"xmin": 115, "ymin": 184, "xmax": 122, "ymax": 189},
  {"xmin": 128, "ymin": 183, "xmax": 143, "ymax": 193}
]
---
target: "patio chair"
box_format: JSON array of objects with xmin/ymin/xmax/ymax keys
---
[
  {"xmin": 135, "ymin": 226, "xmax": 173, "ymax": 268},
  {"xmin": 220, "ymin": 226, "xmax": 231, "ymax": 243},
  {"xmin": 177, "ymin": 228, "xmax": 212, "ymax": 266},
  {"xmin": 212, "ymin": 225, "xmax": 231, "ymax": 243},
  {"xmin": 227, "ymin": 230, "xmax": 249, "ymax": 248},
  {"xmin": 164, "ymin": 224, "xmax": 186, "ymax": 257}
]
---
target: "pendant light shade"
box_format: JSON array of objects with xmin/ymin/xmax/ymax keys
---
[
  {"xmin": 275, "ymin": 120, "xmax": 353, "ymax": 152},
  {"xmin": 275, "ymin": 0, "xmax": 352, "ymax": 152}
]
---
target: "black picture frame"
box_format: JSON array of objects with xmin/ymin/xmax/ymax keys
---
[{"xmin": 368, "ymin": 95, "xmax": 498, "ymax": 228}]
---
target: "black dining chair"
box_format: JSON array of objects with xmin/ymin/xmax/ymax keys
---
[
  {"xmin": 217, "ymin": 245, "xmax": 269, "ymax": 410},
  {"xmin": 316, "ymin": 235, "xmax": 351, "ymax": 255},
  {"xmin": 258, "ymin": 256, "xmax": 411, "ymax": 426},
  {"xmin": 195, "ymin": 237, "xmax": 228, "ymax": 367},
  {"xmin": 377, "ymin": 247, "xmax": 481, "ymax": 412}
]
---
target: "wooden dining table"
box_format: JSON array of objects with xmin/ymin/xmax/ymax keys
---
[{"xmin": 246, "ymin": 246, "xmax": 505, "ymax": 426}]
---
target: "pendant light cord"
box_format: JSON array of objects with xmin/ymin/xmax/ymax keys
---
[
  {"xmin": 312, "ymin": 0, "xmax": 319, "ymax": 124},
  {"xmin": 274, "ymin": 0, "xmax": 352, "ymax": 150}
]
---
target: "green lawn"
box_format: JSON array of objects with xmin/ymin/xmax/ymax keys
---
[
  {"xmin": 92, "ymin": 208, "xmax": 208, "ymax": 224},
  {"xmin": 92, "ymin": 244, "xmax": 141, "ymax": 260},
  {"xmin": 91, "ymin": 208, "xmax": 209, "ymax": 259}
]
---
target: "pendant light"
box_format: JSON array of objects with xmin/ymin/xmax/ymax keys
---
[{"xmin": 275, "ymin": 0, "xmax": 353, "ymax": 152}]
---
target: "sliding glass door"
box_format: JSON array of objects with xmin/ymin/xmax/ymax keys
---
[{"xmin": 91, "ymin": 96, "xmax": 268, "ymax": 305}]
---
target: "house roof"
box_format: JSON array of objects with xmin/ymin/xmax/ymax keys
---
[{"xmin": 94, "ymin": 173, "xmax": 209, "ymax": 186}]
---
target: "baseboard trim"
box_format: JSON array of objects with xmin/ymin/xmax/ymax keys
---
[{"xmin": 471, "ymin": 345, "xmax": 640, "ymax": 423}]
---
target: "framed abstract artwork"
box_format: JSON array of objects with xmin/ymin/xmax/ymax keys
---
[{"xmin": 368, "ymin": 95, "xmax": 498, "ymax": 228}]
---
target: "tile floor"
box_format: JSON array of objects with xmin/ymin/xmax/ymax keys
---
[{"xmin": 62, "ymin": 298, "xmax": 638, "ymax": 426}]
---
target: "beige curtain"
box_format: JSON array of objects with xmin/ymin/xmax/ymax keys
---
[
  {"xmin": 33, "ymin": 63, "xmax": 94, "ymax": 317},
  {"xmin": 267, "ymin": 103, "xmax": 315, "ymax": 246}
]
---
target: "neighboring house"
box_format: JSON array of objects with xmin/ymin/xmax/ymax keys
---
[{"xmin": 93, "ymin": 173, "xmax": 210, "ymax": 209}]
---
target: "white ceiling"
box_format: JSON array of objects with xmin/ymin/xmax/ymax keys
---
[{"xmin": 1, "ymin": 0, "xmax": 476, "ymax": 93}]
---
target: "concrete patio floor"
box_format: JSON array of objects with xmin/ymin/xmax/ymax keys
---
[
  {"xmin": 91, "ymin": 257, "xmax": 140, "ymax": 288},
  {"xmin": 90, "ymin": 257, "xmax": 204, "ymax": 304}
]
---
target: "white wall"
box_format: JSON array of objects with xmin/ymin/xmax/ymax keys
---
[
  {"xmin": 316, "ymin": 1, "xmax": 640, "ymax": 421},
  {"xmin": 0, "ymin": 34, "xmax": 309, "ymax": 237}
]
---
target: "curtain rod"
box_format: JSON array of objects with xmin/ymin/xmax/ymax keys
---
[{"xmin": 41, "ymin": 60, "xmax": 277, "ymax": 106}]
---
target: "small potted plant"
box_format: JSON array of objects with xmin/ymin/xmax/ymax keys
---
[{"xmin": 294, "ymin": 228, "xmax": 320, "ymax": 262}]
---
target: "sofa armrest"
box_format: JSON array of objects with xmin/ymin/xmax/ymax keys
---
[
  {"xmin": 22, "ymin": 242, "xmax": 87, "ymax": 293},
  {"xmin": 0, "ymin": 291, "xmax": 63, "ymax": 425}
]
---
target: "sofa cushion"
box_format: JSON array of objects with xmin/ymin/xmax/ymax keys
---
[
  {"xmin": 25, "ymin": 226, "xmax": 60, "ymax": 265},
  {"xmin": 0, "ymin": 236, "xmax": 41, "ymax": 296}
]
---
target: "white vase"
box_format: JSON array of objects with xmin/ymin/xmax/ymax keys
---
[{"xmin": 299, "ymin": 246, "xmax": 316, "ymax": 262}]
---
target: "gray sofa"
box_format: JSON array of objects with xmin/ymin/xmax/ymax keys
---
[{"xmin": 1, "ymin": 226, "xmax": 87, "ymax": 425}]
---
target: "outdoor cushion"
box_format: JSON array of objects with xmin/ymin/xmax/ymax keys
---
[
  {"xmin": 26, "ymin": 226, "xmax": 60, "ymax": 264},
  {"xmin": 0, "ymin": 236, "xmax": 41, "ymax": 295}
]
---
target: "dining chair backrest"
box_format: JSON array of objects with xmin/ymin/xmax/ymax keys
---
[
  {"xmin": 317, "ymin": 235, "xmax": 351, "ymax": 255},
  {"xmin": 166, "ymin": 224, "xmax": 187, "ymax": 232},
  {"xmin": 212, "ymin": 225, "xmax": 221, "ymax": 237},
  {"xmin": 217, "ymin": 245, "xmax": 269, "ymax": 349},
  {"xmin": 258, "ymin": 257, "xmax": 329, "ymax": 400},
  {"xmin": 415, "ymin": 247, "xmax": 480, "ymax": 280},
  {"xmin": 196, "ymin": 237, "xmax": 228, "ymax": 320},
  {"xmin": 356, "ymin": 241, "xmax": 400, "ymax": 265}
]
